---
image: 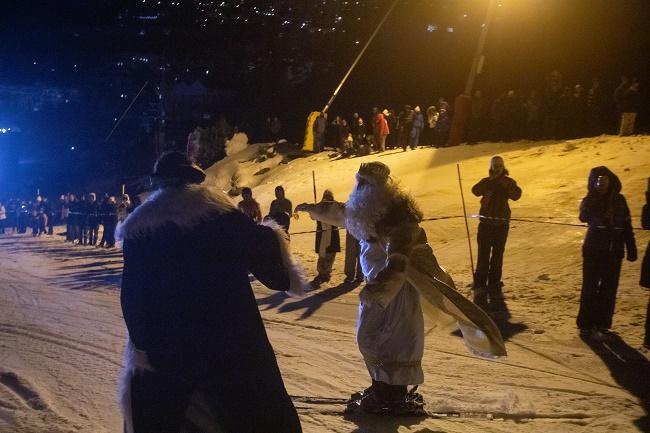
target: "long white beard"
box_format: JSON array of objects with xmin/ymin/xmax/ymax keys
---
[{"xmin": 345, "ymin": 183, "xmax": 392, "ymax": 241}]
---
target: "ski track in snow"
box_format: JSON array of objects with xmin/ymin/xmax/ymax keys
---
[{"xmin": 1, "ymin": 136, "xmax": 649, "ymax": 432}]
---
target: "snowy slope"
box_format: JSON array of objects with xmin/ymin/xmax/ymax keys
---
[{"xmin": 0, "ymin": 135, "xmax": 649, "ymax": 432}]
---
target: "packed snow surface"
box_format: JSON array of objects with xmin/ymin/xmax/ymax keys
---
[{"xmin": 1, "ymin": 135, "xmax": 649, "ymax": 432}]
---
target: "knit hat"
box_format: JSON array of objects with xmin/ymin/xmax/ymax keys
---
[
  {"xmin": 358, "ymin": 162, "xmax": 391, "ymax": 184},
  {"xmin": 151, "ymin": 151, "xmax": 206, "ymax": 185}
]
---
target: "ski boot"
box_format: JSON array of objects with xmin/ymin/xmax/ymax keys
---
[
  {"xmin": 345, "ymin": 385, "xmax": 375, "ymax": 413},
  {"xmin": 389, "ymin": 386, "xmax": 426, "ymax": 416}
]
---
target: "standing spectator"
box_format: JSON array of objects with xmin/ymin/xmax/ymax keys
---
[
  {"xmin": 339, "ymin": 119, "xmax": 352, "ymax": 155},
  {"xmin": 41, "ymin": 197, "xmax": 54, "ymax": 235},
  {"xmin": 38, "ymin": 209, "xmax": 48, "ymax": 236},
  {"xmin": 102, "ymin": 196, "xmax": 118, "ymax": 248},
  {"xmin": 327, "ymin": 115, "xmax": 341, "ymax": 149},
  {"xmin": 117, "ymin": 194, "xmax": 132, "ymax": 223},
  {"xmin": 309, "ymin": 190, "xmax": 340, "ymax": 287},
  {"xmin": 397, "ymin": 105, "xmax": 414, "ymax": 151},
  {"xmin": 344, "ymin": 230, "xmax": 362, "ymax": 283},
  {"xmin": 542, "ymin": 70, "xmax": 563, "ymax": 139},
  {"xmin": 471, "ymin": 156, "xmax": 522, "ymax": 307},
  {"xmin": 117, "ymin": 151, "xmax": 304, "ymax": 433},
  {"xmin": 434, "ymin": 101, "xmax": 451, "ymax": 146},
  {"xmin": 587, "ymin": 77, "xmax": 607, "ymax": 136},
  {"xmin": 87, "ymin": 193, "xmax": 101, "ymax": 246},
  {"xmin": 468, "ymin": 91, "xmax": 485, "ymax": 144},
  {"xmin": 410, "ymin": 106, "xmax": 424, "ymax": 149},
  {"xmin": 350, "ymin": 112, "xmax": 360, "ymax": 138},
  {"xmin": 269, "ymin": 186, "xmax": 293, "ymax": 233},
  {"xmin": 30, "ymin": 209, "xmax": 40, "ymax": 237},
  {"xmin": 641, "ymin": 178, "xmax": 650, "ymax": 349},
  {"xmin": 568, "ymin": 84, "xmax": 588, "ymax": 138},
  {"xmin": 237, "ymin": 187, "xmax": 262, "ymax": 223},
  {"xmin": 577, "ymin": 166, "xmax": 637, "ymax": 336},
  {"xmin": 423, "ymin": 106, "xmax": 438, "ymax": 146},
  {"xmin": 619, "ymin": 79, "xmax": 640, "ymax": 136},
  {"xmin": 0, "ymin": 201, "xmax": 6, "ymax": 234},
  {"xmin": 353, "ymin": 117, "xmax": 370, "ymax": 155},
  {"xmin": 64, "ymin": 194, "xmax": 76, "ymax": 241},
  {"xmin": 374, "ymin": 109, "xmax": 389, "ymax": 152},
  {"xmin": 313, "ymin": 112, "xmax": 327, "ymax": 153},
  {"xmin": 613, "ymin": 75, "xmax": 630, "ymax": 121},
  {"xmin": 77, "ymin": 195, "xmax": 89, "ymax": 245},
  {"xmin": 385, "ymin": 108, "xmax": 398, "ymax": 150}
]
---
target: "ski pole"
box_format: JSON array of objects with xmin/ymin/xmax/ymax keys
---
[{"xmin": 457, "ymin": 164, "xmax": 475, "ymax": 276}]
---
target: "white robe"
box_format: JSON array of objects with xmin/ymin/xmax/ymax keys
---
[
  {"xmin": 301, "ymin": 200, "xmax": 506, "ymax": 386},
  {"xmin": 357, "ymin": 240, "xmax": 424, "ymax": 385}
]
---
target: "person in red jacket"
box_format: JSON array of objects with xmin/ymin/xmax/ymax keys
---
[
  {"xmin": 471, "ymin": 156, "xmax": 522, "ymax": 307},
  {"xmin": 372, "ymin": 107, "xmax": 390, "ymax": 152}
]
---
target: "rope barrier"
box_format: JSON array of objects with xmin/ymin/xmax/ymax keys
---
[{"xmin": 287, "ymin": 214, "xmax": 647, "ymax": 236}]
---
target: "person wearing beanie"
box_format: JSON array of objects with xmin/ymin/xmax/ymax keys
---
[
  {"xmin": 118, "ymin": 151, "xmax": 305, "ymax": 433},
  {"xmin": 471, "ymin": 156, "xmax": 522, "ymax": 308},
  {"xmin": 295, "ymin": 161, "xmax": 505, "ymax": 416}
]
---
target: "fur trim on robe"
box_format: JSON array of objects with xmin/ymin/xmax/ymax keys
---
[
  {"xmin": 261, "ymin": 219, "xmax": 308, "ymax": 297},
  {"xmin": 116, "ymin": 184, "xmax": 236, "ymax": 241}
]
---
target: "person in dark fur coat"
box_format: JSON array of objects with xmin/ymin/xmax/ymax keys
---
[
  {"xmin": 117, "ymin": 151, "xmax": 305, "ymax": 433},
  {"xmin": 577, "ymin": 166, "xmax": 637, "ymax": 336},
  {"xmin": 471, "ymin": 156, "xmax": 522, "ymax": 307}
]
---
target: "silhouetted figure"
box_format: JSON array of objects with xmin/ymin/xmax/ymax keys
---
[
  {"xmin": 641, "ymin": 179, "xmax": 650, "ymax": 349},
  {"xmin": 472, "ymin": 156, "xmax": 522, "ymax": 307}
]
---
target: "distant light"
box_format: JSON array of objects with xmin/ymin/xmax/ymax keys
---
[
  {"xmin": 355, "ymin": 40, "xmax": 359, "ymax": 44},
  {"xmin": 426, "ymin": 24, "xmax": 437, "ymax": 32},
  {"xmin": 447, "ymin": 27, "xmax": 454, "ymax": 32},
  {"xmin": 70, "ymin": 146, "xmax": 75, "ymax": 150},
  {"xmin": 498, "ymin": 2, "xmax": 503, "ymax": 6},
  {"xmin": 1, "ymin": 129, "xmax": 6, "ymax": 133},
  {"xmin": 463, "ymin": 13, "xmax": 468, "ymax": 18},
  {"xmin": 33, "ymin": 61, "xmax": 37, "ymax": 65},
  {"xmin": 205, "ymin": 69, "xmax": 209, "ymax": 75}
]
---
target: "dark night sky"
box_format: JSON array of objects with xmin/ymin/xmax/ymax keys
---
[{"xmin": 1, "ymin": 0, "xmax": 649, "ymax": 197}]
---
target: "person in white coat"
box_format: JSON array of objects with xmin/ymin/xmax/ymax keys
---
[{"xmin": 295, "ymin": 162, "xmax": 505, "ymax": 415}]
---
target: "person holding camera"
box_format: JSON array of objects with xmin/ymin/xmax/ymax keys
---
[
  {"xmin": 471, "ymin": 156, "xmax": 522, "ymax": 307},
  {"xmin": 577, "ymin": 166, "xmax": 637, "ymax": 337}
]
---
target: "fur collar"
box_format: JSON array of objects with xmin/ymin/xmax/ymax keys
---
[{"xmin": 116, "ymin": 184, "xmax": 235, "ymax": 241}]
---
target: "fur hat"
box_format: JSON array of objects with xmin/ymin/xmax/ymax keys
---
[
  {"xmin": 151, "ymin": 151, "xmax": 206, "ymax": 185},
  {"xmin": 358, "ymin": 162, "xmax": 390, "ymax": 184}
]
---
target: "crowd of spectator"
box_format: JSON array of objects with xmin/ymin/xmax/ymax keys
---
[
  {"xmin": 312, "ymin": 71, "xmax": 642, "ymax": 157},
  {"xmin": 0, "ymin": 193, "xmax": 139, "ymax": 248}
]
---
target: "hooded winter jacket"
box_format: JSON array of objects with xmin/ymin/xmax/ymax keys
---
[{"xmin": 579, "ymin": 166, "xmax": 636, "ymax": 259}]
